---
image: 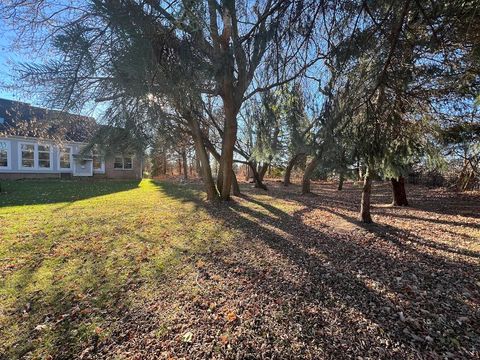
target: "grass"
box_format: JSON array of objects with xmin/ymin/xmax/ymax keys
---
[
  {"xmin": 1, "ymin": 179, "xmax": 478, "ymax": 358},
  {"xmin": 0, "ymin": 179, "xmax": 236, "ymax": 358}
]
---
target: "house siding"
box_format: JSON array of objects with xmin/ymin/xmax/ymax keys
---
[
  {"xmin": 103, "ymin": 155, "xmax": 143, "ymax": 180},
  {"xmin": 0, "ymin": 172, "xmax": 61, "ymax": 180},
  {"xmin": 0, "ymin": 136, "xmax": 142, "ymax": 180}
]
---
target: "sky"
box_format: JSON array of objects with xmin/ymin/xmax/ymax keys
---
[
  {"xmin": 0, "ymin": 23, "xmax": 26, "ymax": 103},
  {"xmin": 0, "ymin": 20, "xmax": 106, "ymax": 120}
]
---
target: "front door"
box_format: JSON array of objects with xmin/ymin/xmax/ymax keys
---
[{"xmin": 73, "ymin": 158, "xmax": 93, "ymax": 176}]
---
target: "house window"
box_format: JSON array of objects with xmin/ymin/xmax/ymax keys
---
[
  {"xmin": 124, "ymin": 157, "xmax": 133, "ymax": 169},
  {"xmin": 21, "ymin": 143, "xmax": 35, "ymax": 168},
  {"xmin": 38, "ymin": 144, "xmax": 51, "ymax": 168},
  {"xmin": 59, "ymin": 147, "xmax": 72, "ymax": 169},
  {"xmin": 114, "ymin": 155, "xmax": 133, "ymax": 170},
  {"xmin": 0, "ymin": 140, "xmax": 10, "ymax": 168},
  {"xmin": 114, "ymin": 156, "xmax": 124, "ymax": 169},
  {"xmin": 19, "ymin": 142, "xmax": 54, "ymax": 170}
]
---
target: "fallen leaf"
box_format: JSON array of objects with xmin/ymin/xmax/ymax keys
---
[
  {"xmin": 182, "ymin": 331, "xmax": 193, "ymax": 343},
  {"xmin": 225, "ymin": 311, "xmax": 237, "ymax": 323}
]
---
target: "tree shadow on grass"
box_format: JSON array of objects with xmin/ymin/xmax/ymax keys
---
[
  {"xmin": 0, "ymin": 180, "xmax": 201, "ymax": 358},
  {"xmin": 151, "ymin": 181, "xmax": 480, "ymax": 359},
  {"xmin": 0, "ymin": 245, "xmax": 141, "ymax": 359},
  {"xmin": 0, "ymin": 179, "xmax": 141, "ymax": 207}
]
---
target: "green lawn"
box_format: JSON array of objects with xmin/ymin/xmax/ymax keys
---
[
  {"xmin": 1, "ymin": 180, "xmax": 478, "ymax": 358},
  {"xmin": 0, "ymin": 179, "xmax": 235, "ymax": 358}
]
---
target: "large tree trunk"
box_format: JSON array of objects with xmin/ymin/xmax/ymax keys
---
[
  {"xmin": 359, "ymin": 174, "xmax": 373, "ymax": 223},
  {"xmin": 187, "ymin": 115, "xmax": 218, "ymax": 201},
  {"xmin": 219, "ymin": 81, "xmax": 239, "ymax": 200},
  {"xmin": 338, "ymin": 171, "xmax": 344, "ymax": 191},
  {"xmin": 181, "ymin": 149, "xmax": 188, "ymax": 180},
  {"xmin": 302, "ymin": 156, "xmax": 319, "ymax": 194},
  {"xmin": 391, "ymin": 176, "xmax": 408, "ymax": 206},
  {"xmin": 284, "ymin": 153, "xmax": 304, "ymax": 186}
]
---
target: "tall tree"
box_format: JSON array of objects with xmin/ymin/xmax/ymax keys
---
[{"xmin": 1, "ymin": 0, "xmax": 325, "ymax": 201}]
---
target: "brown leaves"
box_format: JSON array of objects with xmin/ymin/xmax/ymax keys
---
[
  {"xmin": 225, "ymin": 311, "xmax": 237, "ymax": 323},
  {"xmin": 4, "ymin": 180, "xmax": 480, "ymax": 359}
]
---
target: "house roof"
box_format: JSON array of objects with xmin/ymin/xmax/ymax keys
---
[{"xmin": 0, "ymin": 98, "xmax": 98, "ymax": 143}]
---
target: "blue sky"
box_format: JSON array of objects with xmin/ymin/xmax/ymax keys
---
[
  {"xmin": 0, "ymin": 23, "xmax": 25, "ymax": 102},
  {"xmin": 0, "ymin": 20, "xmax": 105, "ymax": 118}
]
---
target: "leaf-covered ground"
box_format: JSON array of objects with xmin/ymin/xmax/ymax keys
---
[{"xmin": 0, "ymin": 179, "xmax": 479, "ymax": 359}]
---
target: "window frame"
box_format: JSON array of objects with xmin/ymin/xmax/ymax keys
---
[
  {"xmin": 18, "ymin": 142, "xmax": 36, "ymax": 170},
  {"xmin": 58, "ymin": 145, "xmax": 73, "ymax": 171},
  {"xmin": 0, "ymin": 139, "xmax": 11, "ymax": 170},
  {"xmin": 18, "ymin": 141, "xmax": 53, "ymax": 171},
  {"xmin": 113, "ymin": 155, "xmax": 134, "ymax": 171},
  {"xmin": 37, "ymin": 143, "xmax": 53, "ymax": 170}
]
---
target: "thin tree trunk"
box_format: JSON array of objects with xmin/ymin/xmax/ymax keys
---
[
  {"xmin": 244, "ymin": 164, "xmax": 253, "ymax": 181},
  {"xmin": 359, "ymin": 173, "xmax": 373, "ymax": 223},
  {"xmin": 302, "ymin": 156, "xmax": 319, "ymax": 195},
  {"xmin": 249, "ymin": 162, "xmax": 268, "ymax": 190},
  {"xmin": 187, "ymin": 115, "xmax": 218, "ymax": 200},
  {"xmin": 258, "ymin": 163, "xmax": 269, "ymax": 182},
  {"xmin": 391, "ymin": 176, "xmax": 408, "ymax": 206},
  {"xmin": 181, "ymin": 149, "xmax": 188, "ymax": 180},
  {"xmin": 195, "ymin": 156, "xmax": 201, "ymax": 177},
  {"xmin": 284, "ymin": 153, "xmax": 304, "ymax": 186},
  {"xmin": 338, "ymin": 172, "xmax": 344, "ymax": 191},
  {"xmin": 162, "ymin": 152, "xmax": 167, "ymax": 175},
  {"xmin": 231, "ymin": 171, "xmax": 241, "ymax": 196}
]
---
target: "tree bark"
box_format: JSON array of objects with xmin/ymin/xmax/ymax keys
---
[
  {"xmin": 359, "ymin": 174, "xmax": 373, "ymax": 223},
  {"xmin": 181, "ymin": 149, "xmax": 188, "ymax": 180},
  {"xmin": 162, "ymin": 152, "xmax": 167, "ymax": 175},
  {"xmin": 258, "ymin": 163, "xmax": 268, "ymax": 182},
  {"xmin": 216, "ymin": 161, "xmax": 224, "ymax": 194},
  {"xmin": 186, "ymin": 115, "xmax": 218, "ymax": 200},
  {"xmin": 338, "ymin": 172, "xmax": 344, "ymax": 191},
  {"xmin": 219, "ymin": 72, "xmax": 240, "ymax": 200},
  {"xmin": 195, "ymin": 156, "xmax": 201, "ymax": 178},
  {"xmin": 249, "ymin": 161, "xmax": 268, "ymax": 190},
  {"xmin": 391, "ymin": 176, "xmax": 408, "ymax": 206},
  {"xmin": 302, "ymin": 156, "xmax": 319, "ymax": 194},
  {"xmin": 244, "ymin": 164, "xmax": 253, "ymax": 181},
  {"xmin": 284, "ymin": 153, "xmax": 304, "ymax": 186},
  {"xmin": 231, "ymin": 171, "xmax": 241, "ymax": 196}
]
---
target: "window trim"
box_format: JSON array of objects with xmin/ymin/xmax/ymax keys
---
[
  {"xmin": 18, "ymin": 142, "xmax": 37, "ymax": 170},
  {"xmin": 37, "ymin": 143, "xmax": 53, "ymax": 170},
  {"xmin": 58, "ymin": 145, "xmax": 73, "ymax": 172},
  {"xmin": 113, "ymin": 155, "xmax": 134, "ymax": 171},
  {"xmin": 18, "ymin": 141, "xmax": 53, "ymax": 171},
  {"xmin": 0, "ymin": 139, "xmax": 12, "ymax": 170}
]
